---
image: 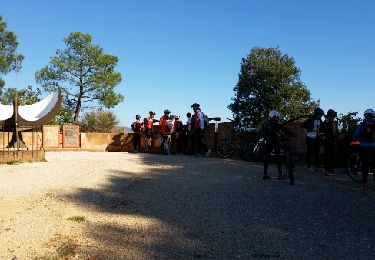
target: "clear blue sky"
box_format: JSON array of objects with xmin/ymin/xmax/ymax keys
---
[{"xmin": 1, "ymin": 0, "xmax": 374, "ymax": 127}]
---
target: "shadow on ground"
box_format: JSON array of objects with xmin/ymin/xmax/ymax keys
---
[{"xmin": 64, "ymin": 154, "xmax": 375, "ymax": 259}]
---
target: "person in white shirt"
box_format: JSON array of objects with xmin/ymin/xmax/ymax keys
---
[{"xmin": 301, "ymin": 108, "xmax": 325, "ymax": 170}]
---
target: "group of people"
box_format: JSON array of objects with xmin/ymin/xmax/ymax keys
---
[
  {"xmin": 262, "ymin": 107, "xmax": 375, "ymax": 188},
  {"xmin": 131, "ymin": 103, "xmax": 208, "ymax": 156}
]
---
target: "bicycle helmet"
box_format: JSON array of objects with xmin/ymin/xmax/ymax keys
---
[
  {"xmin": 175, "ymin": 115, "xmax": 180, "ymax": 120},
  {"xmin": 326, "ymin": 109, "xmax": 337, "ymax": 118},
  {"xmin": 136, "ymin": 115, "xmax": 141, "ymax": 120},
  {"xmin": 191, "ymin": 103, "xmax": 200, "ymax": 108},
  {"xmin": 268, "ymin": 110, "xmax": 280, "ymax": 120},
  {"xmin": 149, "ymin": 111, "xmax": 155, "ymax": 115},
  {"xmin": 314, "ymin": 107, "xmax": 324, "ymax": 116},
  {"xmin": 163, "ymin": 109, "xmax": 171, "ymax": 114},
  {"xmin": 364, "ymin": 108, "xmax": 375, "ymax": 118}
]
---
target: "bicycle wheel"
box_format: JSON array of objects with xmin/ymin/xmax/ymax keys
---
[
  {"xmin": 284, "ymin": 150, "xmax": 295, "ymax": 185},
  {"xmin": 347, "ymin": 152, "xmax": 362, "ymax": 183},
  {"xmin": 217, "ymin": 139, "xmax": 234, "ymax": 158}
]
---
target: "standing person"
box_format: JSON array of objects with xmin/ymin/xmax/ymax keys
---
[
  {"xmin": 320, "ymin": 109, "xmax": 339, "ymax": 176},
  {"xmin": 159, "ymin": 109, "xmax": 171, "ymax": 154},
  {"xmin": 185, "ymin": 112, "xmax": 192, "ymax": 154},
  {"xmin": 145, "ymin": 111, "xmax": 157, "ymax": 153},
  {"xmin": 174, "ymin": 115, "xmax": 184, "ymax": 154},
  {"xmin": 131, "ymin": 115, "xmax": 144, "ymax": 152},
  {"xmin": 301, "ymin": 108, "xmax": 325, "ymax": 171},
  {"xmin": 165, "ymin": 115, "xmax": 175, "ymax": 154},
  {"xmin": 191, "ymin": 103, "xmax": 205, "ymax": 156},
  {"xmin": 262, "ymin": 110, "xmax": 293, "ymax": 180},
  {"xmin": 353, "ymin": 109, "xmax": 375, "ymax": 189}
]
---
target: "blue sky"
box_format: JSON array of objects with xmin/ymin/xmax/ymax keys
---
[{"xmin": 1, "ymin": 0, "xmax": 374, "ymax": 127}]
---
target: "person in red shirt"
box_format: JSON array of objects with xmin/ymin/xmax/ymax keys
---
[
  {"xmin": 145, "ymin": 111, "xmax": 157, "ymax": 153},
  {"xmin": 159, "ymin": 109, "xmax": 171, "ymax": 154}
]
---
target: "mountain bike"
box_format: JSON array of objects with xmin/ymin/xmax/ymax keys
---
[
  {"xmin": 216, "ymin": 137, "xmax": 262, "ymax": 160},
  {"xmin": 216, "ymin": 118, "xmax": 262, "ymax": 160},
  {"xmin": 347, "ymin": 141, "xmax": 373, "ymax": 183}
]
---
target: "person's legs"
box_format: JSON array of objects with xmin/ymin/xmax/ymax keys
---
[
  {"xmin": 313, "ymin": 138, "xmax": 321, "ymax": 169},
  {"xmin": 263, "ymin": 142, "xmax": 272, "ymax": 179},
  {"xmin": 360, "ymin": 148, "xmax": 370, "ymax": 185},
  {"xmin": 273, "ymin": 143, "xmax": 283, "ymax": 178},
  {"xmin": 306, "ymin": 137, "xmax": 313, "ymax": 168},
  {"xmin": 324, "ymin": 141, "xmax": 335, "ymax": 174}
]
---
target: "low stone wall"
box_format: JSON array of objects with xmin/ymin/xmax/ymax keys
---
[{"xmin": 2, "ymin": 123, "xmax": 351, "ymax": 164}]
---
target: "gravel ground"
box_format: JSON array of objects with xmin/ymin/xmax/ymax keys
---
[{"xmin": 1, "ymin": 151, "xmax": 375, "ymax": 259}]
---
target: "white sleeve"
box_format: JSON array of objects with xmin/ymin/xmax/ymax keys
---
[{"xmin": 198, "ymin": 112, "xmax": 204, "ymax": 129}]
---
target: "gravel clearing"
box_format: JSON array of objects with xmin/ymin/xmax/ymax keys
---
[{"xmin": 1, "ymin": 151, "xmax": 375, "ymax": 259}]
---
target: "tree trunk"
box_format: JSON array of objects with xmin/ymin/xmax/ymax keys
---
[{"xmin": 74, "ymin": 84, "xmax": 84, "ymax": 124}]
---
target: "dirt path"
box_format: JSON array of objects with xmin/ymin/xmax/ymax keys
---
[{"xmin": 1, "ymin": 151, "xmax": 375, "ymax": 259}]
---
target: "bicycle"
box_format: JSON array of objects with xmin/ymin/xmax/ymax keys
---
[
  {"xmin": 280, "ymin": 133, "xmax": 295, "ymax": 185},
  {"xmin": 347, "ymin": 141, "xmax": 373, "ymax": 183},
  {"xmin": 216, "ymin": 118, "xmax": 262, "ymax": 160}
]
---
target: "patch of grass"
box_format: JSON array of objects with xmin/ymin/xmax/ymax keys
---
[
  {"xmin": 67, "ymin": 215, "xmax": 85, "ymax": 222},
  {"xmin": 57, "ymin": 242, "xmax": 77, "ymax": 257},
  {"xmin": 6, "ymin": 160, "xmax": 21, "ymax": 165}
]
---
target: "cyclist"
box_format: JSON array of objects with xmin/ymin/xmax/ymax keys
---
[
  {"xmin": 191, "ymin": 103, "xmax": 205, "ymax": 156},
  {"xmin": 352, "ymin": 108, "xmax": 375, "ymax": 188},
  {"xmin": 131, "ymin": 115, "xmax": 144, "ymax": 152},
  {"xmin": 159, "ymin": 109, "xmax": 171, "ymax": 154},
  {"xmin": 145, "ymin": 111, "xmax": 157, "ymax": 153},
  {"xmin": 301, "ymin": 107, "xmax": 324, "ymax": 171},
  {"xmin": 262, "ymin": 110, "xmax": 293, "ymax": 180},
  {"xmin": 320, "ymin": 109, "xmax": 339, "ymax": 176}
]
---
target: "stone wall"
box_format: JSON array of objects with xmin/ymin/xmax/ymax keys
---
[{"xmin": 1, "ymin": 123, "xmax": 349, "ymax": 164}]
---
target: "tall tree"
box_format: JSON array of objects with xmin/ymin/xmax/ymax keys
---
[
  {"xmin": 229, "ymin": 47, "xmax": 318, "ymax": 129},
  {"xmin": 35, "ymin": 32, "xmax": 124, "ymax": 124},
  {"xmin": 0, "ymin": 15, "xmax": 24, "ymax": 87}
]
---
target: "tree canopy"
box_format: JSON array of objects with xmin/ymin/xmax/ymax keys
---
[
  {"xmin": 80, "ymin": 110, "xmax": 120, "ymax": 133},
  {"xmin": 0, "ymin": 85, "xmax": 42, "ymax": 105},
  {"xmin": 35, "ymin": 32, "xmax": 124, "ymax": 124},
  {"xmin": 228, "ymin": 47, "xmax": 318, "ymax": 129},
  {"xmin": 0, "ymin": 15, "xmax": 24, "ymax": 88}
]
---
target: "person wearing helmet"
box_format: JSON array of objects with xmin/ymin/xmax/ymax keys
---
[
  {"xmin": 185, "ymin": 112, "xmax": 193, "ymax": 154},
  {"xmin": 301, "ymin": 107, "xmax": 325, "ymax": 171},
  {"xmin": 131, "ymin": 114, "xmax": 144, "ymax": 152},
  {"xmin": 159, "ymin": 109, "xmax": 171, "ymax": 154},
  {"xmin": 173, "ymin": 115, "xmax": 184, "ymax": 154},
  {"xmin": 262, "ymin": 110, "xmax": 293, "ymax": 180},
  {"xmin": 353, "ymin": 109, "xmax": 375, "ymax": 188},
  {"xmin": 191, "ymin": 103, "xmax": 205, "ymax": 156},
  {"xmin": 145, "ymin": 111, "xmax": 157, "ymax": 153},
  {"xmin": 320, "ymin": 109, "xmax": 339, "ymax": 176}
]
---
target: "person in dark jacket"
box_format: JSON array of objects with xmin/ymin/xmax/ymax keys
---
[
  {"xmin": 262, "ymin": 110, "xmax": 293, "ymax": 180},
  {"xmin": 301, "ymin": 108, "xmax": 324, "ymax": 171},
  {"xmin": 132, "ymin": 115, "xmax": 144, "ymax": 152},
  {"xmin": 320, "ymin": 109, "xmax": 338, "ymax": 175},
  {"xmin": 353, "ymin": 108, "xmax": 375, "ymax": 188}
]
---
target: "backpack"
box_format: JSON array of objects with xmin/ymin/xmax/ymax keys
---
[
  {"xmin": 361, "ymin": 120, "xmax": 375, "ymax": 142},
  {"xmin": 131, "ymin": 122, "xmax": 135, "ymax": 131}
]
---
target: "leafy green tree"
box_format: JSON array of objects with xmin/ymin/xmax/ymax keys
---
[
  {"xmin": 35, "ymin": 32, "xmax": 124, "ymax": 124},
  {"xmin": 228, "ymin": 47, "xmax": 318, "ymax": 129},
  {"xmin": 0, "ymin": 15, "xmax": 24, "ymax": 87},
  {"xmin": 80, "ymin": 110, "xmax": 119, "ymax": 133},
  {"xmin": 0, "ymin": 85, "xmax": 42, "ymax": 105},
  {"xmin": 338, "ymin": 111, "xmax": 361, "ymax": 134}
]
